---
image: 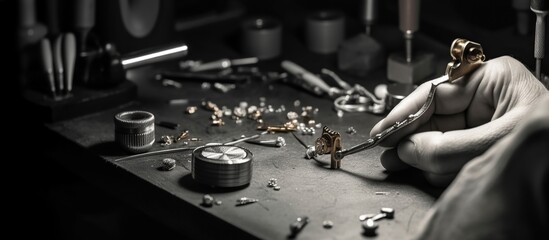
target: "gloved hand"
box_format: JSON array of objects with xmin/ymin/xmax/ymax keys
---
[
  {"xmin": 370, "ymin": 56, "xmax": 549, "ymax": 186},
  {"xmin": 412, "ymin": 94, "xmax": 549, "ymax": 239}
]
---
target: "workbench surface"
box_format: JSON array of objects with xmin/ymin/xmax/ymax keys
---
[{"xmin": 43, "ymin": 19, "xmax": 451, "ymax": 239}]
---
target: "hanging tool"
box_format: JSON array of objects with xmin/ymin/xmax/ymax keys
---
[
  {"xmin": 63, "ymin": 33, "xmax": 76, "ymax": 93},
  {"xmin": 400, "ymin": 0, "xmax": 420, "ymax": 63},
  {"xmin": 361, "ymin": 0, "xmax": 378, "ymax": 36},
  {"xmin": 387, "ymin": 0, "xmax": 434, "ymax": 84},
  {"xmin": 40, "ymin": 38, "xmax": 56, "ymax": 97},
  {"xmin": 114, "ymin": 131, "xmax": 267, "ymax": 162},
  {"xmin": 531, "ymin": 0, "xmax": 548, "ymax": 80},
  {"xmin": 40, "ymin": 33, "xmax": 77, "ymax": 97},
  {"xmin": 53, "ymin": 35, "xmax": 64, "ymax": 93},
  {"xmin": 307, "ymin": 38, "xmax": 486, "ymax": 169}
]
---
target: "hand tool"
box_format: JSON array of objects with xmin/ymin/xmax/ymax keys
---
[
  {"xmin": 307, "ymin": 38, "xmax": 486, "ymax": 169},
  {"xmin": 531, "ymin": 0, "xmax": 548, "ymax": 80},
  {"xmin": 63, "ymin": 33, "xmax": 76, "ymax": 93},
  {"xmin": 387, "ymin": 0, "xmax": 435, "ymax": 84},
  {"xmin": 361, "ymin": 0, "xmax": 378, "ymax": 36},
  {"xmin": 399, "ymin": 0, "xmax": 420, "ymax": 63},
  {"xmin": 53, "ymin": 35, "xmax": 64, "ymax": 93},
  {"xmin": 40, "ymin": 38, "xmax": 56, "ymax": 97},
  {"xmin": 188, "ymin": 57, "xmax": 258, "ymax": 72}
]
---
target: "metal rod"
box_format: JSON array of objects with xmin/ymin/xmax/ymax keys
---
[{"xmin": 121, "ymin": 43, "xmax": 188, "ymax": 69}]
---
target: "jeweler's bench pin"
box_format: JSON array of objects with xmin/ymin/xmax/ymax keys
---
[{"xmin": 309, "ymin": 38, "xmax": 486, "ymax": 169}]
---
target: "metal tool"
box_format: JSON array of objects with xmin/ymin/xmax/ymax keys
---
[
  {"xmin": 245, "ymin": 136, "xmax": 286, "ymax": 147},
  {"xmin": 236, "ymin": 197, "xmax": 259, "ymax": 206},
  {"xmin": 307, "ymin": 38, "xmax": 486, "ymax": 169},
  {"xmin": 77, "ymin": 40, "xmax": 188, "ymax": 88},
  {"xmin": 53, "ymin": 35, "xmax": 64, "ymax": 92},
  {"xmin": 361, "ymin": 0, "xmax": 378, "ymax": 35},
  {"xmin": 282, "ymin": 61, "xmax": 384, "ymax": 114},
  {"xmin": 114, "ymin": 131, "xmax": 266, "ymax": 162},
  {"xmin": 63, "ymin": 33, "xmax": 76, "ymax": 93},
  {"xmin": 188, "ymin": 57, "xmax": 258, "ymax": 72},
  {"xmin": 399, "ymin": 0, "xmax": 420, "ymax": 63},
  {"xmin": 156, "ymin": 71, "xmax": 251, "ymax": 84},
  {"xmin": 282, "ymin": 60, "xmax": 341, "ymax": 97},
  {"xmin": 531, "ymin": 0, "xmax": 548, "ymax": 80}
]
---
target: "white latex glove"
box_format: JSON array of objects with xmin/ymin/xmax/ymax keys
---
[
  {"xmin": 412, "ymin": 94, "xmax": 549, "ymax": 239},
  {"xmin": 370, "ymin": 56, "xmax": 549, "ymax": 186}
]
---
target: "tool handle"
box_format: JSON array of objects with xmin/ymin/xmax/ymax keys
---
[
  {"xmin": 361, "ymin": 0, "xmax": 378, "ymax": 25},
  {"xmin": 534, "ymin": 14, "xmax": 546, "ymax": 59},
  {"xmin": 281, "ymin": 60, "xmax": 332, "ymax": 94},
  {"xmin": 41, "ymin": 38, "xmax": 56, "ymax": 95},
  {"xmin": 63, "ymin": 33, "xmax": 76, "ymax": 92},
  {"xmin": 54, "ymin": 35, "xmax": 64, "ymax": 92},
  {"xmin": 399, "ymin": 0, "xmax": 420, "ymax": 33}
]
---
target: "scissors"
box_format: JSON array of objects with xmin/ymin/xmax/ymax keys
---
[{"xmin": 306, "ymin": 38, "xmax": 486, "ymax": 169}]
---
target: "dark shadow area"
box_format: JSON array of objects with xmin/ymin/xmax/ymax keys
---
[
  {"xmin": 22, "ymin": 152, "xmax": 186, "ymax": 240},
  {"xmin": 308, "ymin": 154, "xmax": 444, "ymax": 198},
  {"xmin": 383, "ymin": 168, "xmax": 445, "ymax": 198},
  {"xmin": 88, "ymin": 141, "xmax": 127, "ymax": 158},
  {"xmin": 178, "ymin": 173, "xmax": 250, "ymax": 193}
]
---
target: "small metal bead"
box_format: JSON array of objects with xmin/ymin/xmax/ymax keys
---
[
  {"xmin": 185, "ymin": 106, "xmax": 198, "ymax": 114},
  {"xmin": 274, "ymin": 186, "xmax": 281, "ymax": 191},
  {"xmin": 202, "ymin": 194, "xmax": 214, "ymax": 207},
  {"xmin": 305, "ymin": 146, "xmax": 316, "ymax": 159},
  {"xmin": 287, "ymin": 111, "xmax": 298, "ymax": 120},
  {"xmin": 161, "ymin": 158, "xmax": 176, "ymax": 171},
  {"xmin": 201, "ymin": 82, "xmax": 211, "ymax": 89}
]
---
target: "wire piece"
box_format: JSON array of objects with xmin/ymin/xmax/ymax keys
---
[{"xmin": 236, "ymin": 197, "xmax": 259, "ymax": 206}]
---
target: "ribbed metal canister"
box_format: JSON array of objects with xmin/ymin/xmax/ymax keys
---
[{"xmin": 114, "ymin": 111, "xmax": 155, "ymax": 153}]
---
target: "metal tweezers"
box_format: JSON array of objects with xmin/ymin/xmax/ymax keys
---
[{"xmin": 307, "ymin": 38, "xmax": 486, "ymax": 169}]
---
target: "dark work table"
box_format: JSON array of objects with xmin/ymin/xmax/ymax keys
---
[
  {"xmin": 39, "ymin": 17, "xmax": 454, "ymax": 238},
  {"xmin": 12, "ymin": 0, "xmax": 547, "ymax": 238}
]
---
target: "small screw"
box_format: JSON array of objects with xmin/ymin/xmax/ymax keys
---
[
  {"xmin": 370, "ymin": 208, "xmax": 395, "ymax": 221},
  {"xmin": 236, "ymin": 197, "xmax": 258, "ymax": 206}
]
